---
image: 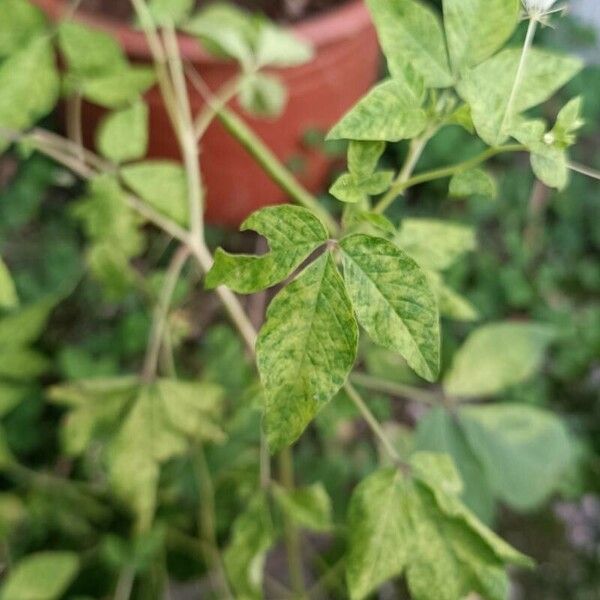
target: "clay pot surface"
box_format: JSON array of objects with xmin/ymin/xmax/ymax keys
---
[{"xmin": 33, "ymin": 0, "xmax": 379, "ymax": 226}]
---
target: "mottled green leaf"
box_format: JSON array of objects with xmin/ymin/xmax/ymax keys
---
[
  {"xmin": 328, "ymin": 79, "xmax": 427, "ymax": 142},
  {"xmin": 443, "ymin": 0, "xmax": 520, "ymax": 72},
  {"xmin": 80, "ymin": 67, "xmax": 156, "ymax": 109},
  {"xmin": 346, "ymin": 453, "xmax": 531, "ymax": 600},
  {"xmin": 273, "ymin": 482, "xmax": 332, "ymax": 532},
  {"xmin": 330, "ymin": 171, "xmax": 394, "ymax": 204},
  {"xmin": 257, "ymin": 252, "xmax": 358, "ymax": 451},
  {"xmin": 109, "ymin": 379, "xmax": 224, "ymax": 530},
  {"xmin": 0, "ymin": 552, "xmax": 79, "ymax": 600},
  {"xmin": 96, "ymin": 100, "xmax": 148, "ymax": 163},
  {"xmin": 459, "ymin": 48, "xmax": 582, "ymax": 146},
  {"xmin": 224, "ymin": 492, "xmax": 276, "ymax": 600},
  {"xmin": 444, "ymin": 321, "xmax": 557, "ymax": 398},
  {"xmin": 531, "ymin": 149, "xmax": 568, "ymax": 190},
  {"xmin": 121, "ymin": 160, "xmax": 189, "ymax": 227},
  {"xmin": 395, "ymin": 218, "xmax": 476, "ymax": 271},
  {"xmin": 206, "ymin": 205, "xmax": 328, "ymax": 294},
  {"xmin": 415, "ymin": 408, "xmax": 495, "ymax": 522},
  {"xmin": 0, "ymin": 258, "xmax": 18, "ymax": 310},
  {"xmin": 366, "ymin": 0, "xmax": 452, "ymax": 87},
  {"xmin": 239, "ymin": 73, "xmax": 286, "ymax": 118},
  {"xmin": 449, "ymin": 168, "xmax": 498, "ymax": 200},
  {"xmin": 0, "ymin": 0, "xmax": 47, "ymax": 58},
  {"xmin": 460, "ymin": 404, "xmax": 572, "ymax": 510},
  {"xmin": 340, "ymin": 234, "xmax": 440, "ymax": 381},
  {"xmin": 0, "ymin": 38, "xmax": 59, "ymax": 149},
  {"xmin": 348, "ymin": 141, "xmax": 386, "ymax": 179}
]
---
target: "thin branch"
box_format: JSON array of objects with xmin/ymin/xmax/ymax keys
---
[
  {"xmin": 569, "ymin": 161, "xmax": 600, "ymax": 181},
  {"xmin": 350, "ymin": 372, "xmax": 439, "ymax": 406}
]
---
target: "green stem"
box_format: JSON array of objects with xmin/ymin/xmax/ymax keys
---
[
  {"xmin": 185, "ymin": 66, "xmax": 339, "ymax": 236},
  {"xmin": 193, "ymin": 444, "xmax": 234, "ymax": 600},
  {"xmin": 142, "ymin": 245, "xmax": 190, "ymax": 381},
  {"xmin": 350, "ymin": 372, "xmax": 439, "ymax": 406},
  {"xmin": 279, "ymin": 447, "xmax": 307, "ymax": 600},
  {"xmin": 193, "ymin": 75, "xmax": 242, "ymax": 140},
  {"xmin": 374, "ymin": 144, "xmax": 525, "ymax": 214},
  {"xmin": 114, "ymin": 566, "xmax": 135, "ymax": 600},
  {"xmin": 344, "ymin": 382, "xmax": 402, "ymax": 464},
  {"xmin": 569, "ymin": 161, "xmax": 600, "ymax": 181}
]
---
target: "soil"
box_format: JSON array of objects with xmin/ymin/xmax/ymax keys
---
[{"xmin": 78, "ymin": 0, "xmax": 349, "ymax": 24}]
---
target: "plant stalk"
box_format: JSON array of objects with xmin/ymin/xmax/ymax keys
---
[{"xmin": 350, "ymin": 372, "xmax": 439, "ymax": 406}]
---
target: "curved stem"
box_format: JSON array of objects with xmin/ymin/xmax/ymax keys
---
[
  {"xmin": 374, "ymin": 144, "xmax": 526, "ymax": 214},
  {"xmin": 142, "ymin": 245, "xmax": 190, "ymax": 381}
]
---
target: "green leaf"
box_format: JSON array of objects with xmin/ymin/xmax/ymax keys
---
[
  {"xmin": 340, "ymin": 234, "xmax": 440, "ymax": 382},
  {"xmin": 58, "ymin": 22, "xmax": 126, "ymax": 77},
  {"xmin": 238, "ymin": 73, "xmax": 287, "ymax": 118},
  {"xmin": 273, "ymin": 482, "xmax": 332, "ymax": 532},
  {"xmin": 0, "ymin": 38, "xmax": 59, "ymax": 149},
  {"xmin": 415, "ymin": 408, "xmax": 495, "ymax": 522},
  {"xmin": 109, "ymin": 379, "xmax": 224, "ymax": 530},
  {"xmin": 443, "ymin": 0, "xmax": 520, "ymax": 72},
  {"xmin": 550, "ymin": 96, "xmax": 584, "ymax": 147},
  {"xmin": 459, "ymin": 48, "xmax": 582, "ymax": 146},
  {"xmin": 0, "ymin": 258, "xmax": 18, "ymax": 309},
  {"xmin": 348, "ymin": 141, "xmax": 386, "ymax": 179},
  {"xmin": 206, "ymin": 205, "xmax": 328, "ymax": 294},
  {"xmin": 255, "ymin": 23, "xmax": 314, "ymax": 68},
  {"xmin": 0, "ymin": 0, "xmax": 47, "ymax": 58},
  {"xmin": 183, "ymin": 4, "xmax": 255, "ymax": 68},
  {"xmin": 531, "ymin": 148, "xmax": 568, "ymax": 190},
  {"xmin": 80, "ymin": 67, "xmax": 156, "ymax": 109},
  {"xmin": 444, "ymin": 321, "xmax": 556, "ymax": 398},
  {"xmin": 96, "ymin": 100, "xmax": 148, "ymax": 163},
  {"xmin": 121, "ymin": 160, "xmax": 189, "ymax": 227},
  {"xmin": 330, "ymin": 171, "xmax": 394, "ymax": 204},
  {"xmin": 426, "ymin": 271, "xmax": 479, "ymax": 322},
  {"xmin": 147, "ymin": 0, "xmax": 194, "ymax": 25},
  {"xmin": 346, "ymin": 453, "xmax": 531, "ymax": 600},
  {"xmin": 0, "ymin": 383, "xmax": 30, "ymax": 418},
  {"xmin": 0, "ymin": 552, "xmax": 79, "ymax": 600},
  {"xmin": 257, "ymin": 252, "xmax": 358, "ymax": 451},
  {"xmin": 366, "ymin": 0, "xmax": 452, "ymax": 88},
  {"xmin": 449, "ymin": 168, "xmax": 498, "ymax": 200},
  {"xmin": 72, "ymin": 175, "xmax": 144, "ymax": 258},
  {"xmin": 395, "ymin": 218, "xmax": 476, "ymax": 271},
  {"xmin": 224, "ymin": 492, "xmax": 276, "ymax": 600},
  {"xmin": 460, "ymin": 404, "xmax": 572, "ymax": 510},
  {"xmin": 0, "ymin": 349, "xmax": 50, "ymax": 380},
  {"xmin": 0, "ymin": 296, "xmax": 56, "ymax": 348},
  {"xmin": 327, "ymin": 79, "xmax": 427, "ymax": 142}
]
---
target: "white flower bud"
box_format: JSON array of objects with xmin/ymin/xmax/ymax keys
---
[{"xmin": 522, "ymin": 0, "xmax": 560, "ymax": 16}]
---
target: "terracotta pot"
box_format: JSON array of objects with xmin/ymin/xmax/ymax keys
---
[{"xmin": 32, "ymin": 0, "xmax": 379, "ymax": 227}]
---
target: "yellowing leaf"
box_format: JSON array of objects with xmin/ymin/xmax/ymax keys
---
[
  {"xmin": 206, "ymin": 205, "xmax": 329, "ymax": 294},
  {"xmin": 257, "ymin": 252, "xmax": 358, "ymax": 451},
  {"xmin": 340, "ymin": 234, "xmax": 440, "ymax": 381}
]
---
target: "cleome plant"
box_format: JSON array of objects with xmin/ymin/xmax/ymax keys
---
[{"xmin": 0, "ymin": 0, "xmax": 598, "ymax": 598}]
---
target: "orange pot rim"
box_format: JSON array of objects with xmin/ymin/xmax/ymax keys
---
[{"xmin": 32, "ymin": 0, "xmax": 372, "ymax": 64}]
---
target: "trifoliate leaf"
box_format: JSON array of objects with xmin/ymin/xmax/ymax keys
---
[
  {"xmin": 255, "ymin": 23, "xmax": 313, "ymax": 68},
  {"xmin": 238, "ymin": 73, "xmax": 287, "ymax": 118},
  {"xmin": 206, "ymin": 205, "xmax": 329, "ymax": 294},
  {"xmin": 96, "ymin": 100, "xmax": 149, "ymax": 163},
  {"xmin": 120, "ymin": 160, "xmax": 189, "ymax": 227},
  {"xmin": 346, "ymin": 453, "xmax": 531, "ymax": 600},
  {"xmin": 0, "ymin": 38, "xmax": 59, "ymax": 150},
  {"xmin": 273, "ymin": 482, "xmax": 332, "ymax": 532},
  {"xmin": 80, "ymin": 67, "xmax": 156, "ymax": 109},
  {"xmin": 395, "ymin": 219, "xmax": 476, "ymax": 272},
  {"xmin": 0, "ymin": 258, "xmax": 18, "ymax": 310},
  {"xmin": 415, "ymin": 408, "xmax": 495, "ymax": 522},
  {"xmin": 458, "ymin": 48, "xmax": 582, "ymax": 146},
  {"xmin": 365, "ymin": 0, "xmax": 453, "ymax": 88},
  {"xmin": 460, "ymin": 403, "xmax": 572, "ymax": 510},
  {"xmin": 0, "ymin": 0, "xmax": 47, "ymax": 58},
  {"xmin": 449, "ymin": 168, "xmax": 498, "ymax": 200},
  {"xmin": 443, "ymin": 0, "xmax": 520, "ymax": 72},
  {"xmin": 340, "ymin": 234, "xmax": 440, "ymax": 382},
  {"xmin": 224, "ymin": 492, "xmax": 277, "ymax": 600},
  {"xmin": 0, "ymin": 552, "xmax": 79, "ymax": 600},
  {"xmin": 327, "ymin": 79, "xmax": 427, "ymax": 142},
  {"xmin": 443, "ymin": 321, "xmax": 557, "ymax": 398},
  {"xmin": 257, "ymin": 252, "xmax": 358, "ymax": 451}
]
